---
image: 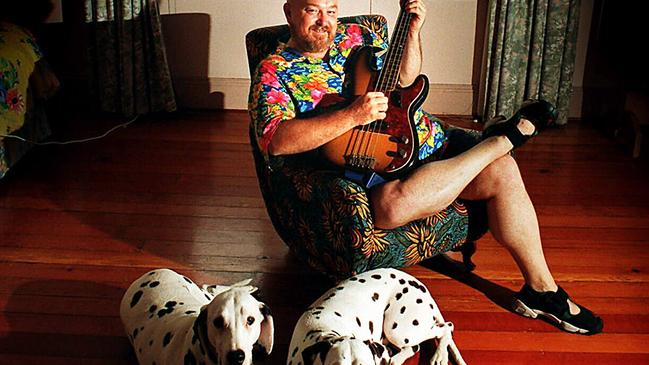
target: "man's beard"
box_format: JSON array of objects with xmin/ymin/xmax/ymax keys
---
[{"xmin": 292, "ymin": 25, "xmax": 335, "ymax": 53}]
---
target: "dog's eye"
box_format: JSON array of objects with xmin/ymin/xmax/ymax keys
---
[
  {"xmin": 213, "ymin": 316, "xmax": 224, "ymax": 329},
  {"xmin": 246, "ymin": 316, "xmax": 255, "ymax": 325}
]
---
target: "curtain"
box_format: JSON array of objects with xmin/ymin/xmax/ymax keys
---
[
  {"xmin": 85, "ymin": 0, "xmax": 176, "ymax": 116},
  {"xmin": 480, "ymin": 0, "xmax": 580, "ymax": 125}
]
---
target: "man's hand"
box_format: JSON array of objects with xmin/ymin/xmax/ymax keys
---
[
  {"xmin": 347, "ymin": 92, "xmax": 389, "ymax": 125},
  {"xmin": 398, "ymin": 0, "xmax": 425, "ymax": 86},
  {"xmin": 404, "ymin": 0, "xmax": 426, "ymax": 34}
]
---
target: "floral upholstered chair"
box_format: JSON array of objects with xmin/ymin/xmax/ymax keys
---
[{"xmin": 246, "ymin": 15, "xmax": 484, "ymax": 280}]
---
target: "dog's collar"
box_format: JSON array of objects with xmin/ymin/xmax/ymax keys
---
[{"xmin": 193, "ymin": 309, "xmax": 221, "ymax": 365}]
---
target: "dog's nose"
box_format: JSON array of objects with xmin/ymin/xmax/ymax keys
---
[{"xmin": 227, "ymin": 350, "xmax": 245, "ymax": 365}]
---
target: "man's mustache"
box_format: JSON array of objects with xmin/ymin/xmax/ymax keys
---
[{"xmin": 310, "ymin": 25, "xmax": 331, "ymax": 33}]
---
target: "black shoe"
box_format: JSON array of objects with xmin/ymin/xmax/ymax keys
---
[
  {"xmin": 483, "ymin": 99, "xmax": 558, "ymax": 149},
  {"xmin": 513, "ymin": 284, "xmax": 603, "ymax": 335}
]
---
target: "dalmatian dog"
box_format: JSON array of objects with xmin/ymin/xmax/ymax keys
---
[
  {"xmin": 287, "ymin": 268, "xmax": 465, "ymax": 365},
  {"xmin": 120, "ymin": 268, "xmax": 274, "ymax": 365}
]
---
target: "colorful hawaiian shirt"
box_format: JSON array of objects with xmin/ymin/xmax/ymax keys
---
[{"xmin": 249, "ymin": 22, "xmax": 447, "ymax": 164}]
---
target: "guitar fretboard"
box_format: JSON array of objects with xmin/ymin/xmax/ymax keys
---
[{"xmin": 374, "ymin": 8, "xmax": 413, "ymax": 93}]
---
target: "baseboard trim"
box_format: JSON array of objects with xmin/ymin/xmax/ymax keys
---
[
  {"xmin": 422, "ymin": 83, "xmax": 475, "ymax": 115},
  {"xmin": 172, "ymin": 77, "xmax": 250, "ymax": 110},
  {"xmin": 173, "ymin": 77, "xmax": 476, "ymax": 114},
  {"xmin": 59, "ymin": 76, "xmax": 584, "ymax": 118}
]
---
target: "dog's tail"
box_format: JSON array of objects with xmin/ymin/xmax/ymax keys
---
[{"xmin": 448, "ymin": 339, "xmax": 467, "ymax": 365}]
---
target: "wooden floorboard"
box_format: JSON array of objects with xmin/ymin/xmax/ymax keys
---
[{"xmin": 1, "ymin": 110, "xmax": 648, "ymax": 364}]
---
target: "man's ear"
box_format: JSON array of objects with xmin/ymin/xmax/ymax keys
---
[
  {"xmin": 283, "ymin": 2, "xmax": 293, "ymax": 26},
  {"xmin": 301, "ymin": 341, "xmax": 332, "ymax": 365}
]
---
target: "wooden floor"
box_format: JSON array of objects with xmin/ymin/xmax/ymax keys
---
[{"xmin": 1, "ymin": 110, "xmax": 648, "ymax": 364}]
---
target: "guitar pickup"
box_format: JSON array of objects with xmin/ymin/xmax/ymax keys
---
[
  {"xmin": 386, "ymin": 149, "xmax": 408, "ymax": 158},
  {"xmin": 389, "ymin": 135, "xmax": 410, "ymax": 144}
]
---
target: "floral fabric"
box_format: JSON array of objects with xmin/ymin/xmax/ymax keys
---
[
  {"xmin": 0, "ymin": 21, "xmax": 51, "ymax": 179},
  {"xmin": 246, "ymin": 16, "xmax": 478, "ymax": 280},
  {"xmin": 0, "ymin": 21, "xmax": 42, "ymax": 136}
]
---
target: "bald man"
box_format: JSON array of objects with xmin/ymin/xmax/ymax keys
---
[{"xmin": 248, "ymin": 0, "xmax": 603, "ymax": 335}]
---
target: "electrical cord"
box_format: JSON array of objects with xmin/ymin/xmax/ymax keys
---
[{"xmin": 0, "ymin": 114, "xmax": 139, "ymax": 146}]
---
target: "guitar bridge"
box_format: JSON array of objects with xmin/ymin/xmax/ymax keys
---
[{"xmin": 344, "ymin": 154, "xmax": 377, "ymax": 170}]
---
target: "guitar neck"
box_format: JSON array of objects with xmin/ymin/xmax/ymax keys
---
[{"xmin": 375, "ymin": 6, "xmax": 413, "ymax": 93}]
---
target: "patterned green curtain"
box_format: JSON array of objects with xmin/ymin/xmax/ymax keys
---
[
  {"xmin": 85, "ymin": 0, "xmax": 176, "ymax": 116},
  {"xmin": 481, "ymin": 0, "xmax": 580, "ymax": 125}
]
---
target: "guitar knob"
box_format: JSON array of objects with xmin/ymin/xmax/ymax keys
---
[
  {"xmin": 398, "ymin": 149, "xmax": 408, "ymax": 158},
  {"xmin": 400, "ymin": 136, "xmax": 409, "ymax": 144}
]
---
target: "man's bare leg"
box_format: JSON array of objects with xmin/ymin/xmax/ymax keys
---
[
  {"xmin": 371, "ymin": 120, "xmax": 535, "ymax": 229},
  {"xmin": 371, "ymin": 120, "xmax": 581, "ymax": 314},
  {"xmin": 458, "ymin": 155, "xmax": 580, "ymax": 314},
  {"xmin": 458, "ymin": 155, "xmax": 556, "ymax": 291}
]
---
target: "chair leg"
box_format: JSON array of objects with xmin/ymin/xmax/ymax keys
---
[
  {"xmin": 460, "ymin": 240, "xmax": 477, "ymax": 272},
  {"xmin": 448, "ymin": 240, "xmax": 477, "ymax": 272}
]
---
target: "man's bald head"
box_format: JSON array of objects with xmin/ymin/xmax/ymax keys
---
[{"xmin": 283, "ymin": 0, "xmax": 339, "ymax": 57}]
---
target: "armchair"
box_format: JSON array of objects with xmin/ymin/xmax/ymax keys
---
[{"xmin": 245, "ymin": 15, "xmax": 484, "ymax": 280}]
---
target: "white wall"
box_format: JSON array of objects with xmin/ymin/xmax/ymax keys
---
[{"xmin": 158, "ymin": 0, "xmax": 588, "ymax": 116}]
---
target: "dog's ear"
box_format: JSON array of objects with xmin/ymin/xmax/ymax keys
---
[
  {"xmin": 301, "ymin": 341, "xmax": 332, "ymax": 365},
  {"xmin": 192, "ymin": 306, "xmax": 220, "ymax": 364},
  {"xmin": 232, "ymin": 278, "xmax": 253, "ymax": 287},
  {"xmin": 255, "ymin": 303, "xmax": 274, "ymax": 355},
  {"xmin": 366, "ymin": 341, "xmax": 385, "ymax": 358},
  {"xmin": 232, "ymin": 278, "xmax": 258, "ymax": 293},
  {"xmin": 201, "ymin": 284, "xmax": 231, "ymax": 297}
]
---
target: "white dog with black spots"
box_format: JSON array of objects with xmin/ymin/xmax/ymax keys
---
[
  {"xmin": 120, "ymin": 269, "xmax": 274, "ymax": 365},
  {"xmin": 287, "ymin": 268, "xmax": 465, "ymax": 365}
]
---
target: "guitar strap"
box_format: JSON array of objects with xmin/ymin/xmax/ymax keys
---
[{"xmin": 344, "ymin": 169, "xmax": 387, "ymax": 189}]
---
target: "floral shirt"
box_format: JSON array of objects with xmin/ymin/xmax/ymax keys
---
[{"xmin": 249, "ymin": 22, "xmax": 446, "ymax": 164}]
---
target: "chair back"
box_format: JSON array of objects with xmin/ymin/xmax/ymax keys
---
[
  {"xmin": 244, "ymin": 15, "xmax": 388, "ymax": 77},
  {"xmin": 244, "ymin": 15, "xmax": 388, "ymax": 244}
]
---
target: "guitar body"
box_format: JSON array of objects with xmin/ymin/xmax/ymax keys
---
[{"xmin": 320, "ymin": 46, "xmax": 429, "ymax": 178}]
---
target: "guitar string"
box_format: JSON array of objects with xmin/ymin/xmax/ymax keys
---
[
  {"xmin": 348, "ymin": 0, "xmax": 379, "ymax": 168},
  {"xmin": 367, "ymin": 9, "xmax": 411, "ymax": 171},
  {"xmin": 365, "ymin": 9, "xmax": 402, "ymax": 168},
  {"xmin": 348, "ymin": 2, "xmax": 410, "ymax": 171},
  {"xmin": 358, "ymin": 7, "xmax": 401, "ymax": 169},
  {"xmin": 354, "ymin": 5, "xmax": 407, "ymax": 170}
]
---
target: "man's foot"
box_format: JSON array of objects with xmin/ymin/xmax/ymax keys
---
[
  {"xmin": 483, "ymin": 99, "xmax": 557, "ymax": 150},
  {"xmin": 513, "ymin": 284, "xmax": 604, "ymax": 335}
]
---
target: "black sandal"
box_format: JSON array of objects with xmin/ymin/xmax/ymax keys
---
[
  {"xmin": 483, "ymin": 99, "xmax": 558, "ymax": 149},
  {"xmin": 513, "ymin": 284, "xmax": 604, "ymax": 335}
]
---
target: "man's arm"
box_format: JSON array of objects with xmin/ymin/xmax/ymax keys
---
[
  {"xmin": 399, "ymin": 0, "xmax": 426, "ymax": 86},
  {"xmin": 270, "ymin": 92, "xmax": 388, "ymax": 156}
]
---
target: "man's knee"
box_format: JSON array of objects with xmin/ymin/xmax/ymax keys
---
[
  {"xmin": 370, "ymin": 182, "xmax": 412, "ymax": 229},
  {"xmin": 370, "ymin": 182, "xmax": 448, "ymax": 230},
  {"xmin": 486, "ymin": 155, "xmax": 525, "ymax": 189}
]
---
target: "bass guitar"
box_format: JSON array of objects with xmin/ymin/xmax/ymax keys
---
[{"xmin": 320, "ymin": 4, "xmax": 428, "ymax": 179}]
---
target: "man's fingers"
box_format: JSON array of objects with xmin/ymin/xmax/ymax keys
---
[
  {"xmin": 405, "ymin": 0, "xmax": 426, "ymax": 12},
  {"xmin": 404, "ymin": 0, "xmax": 426, "ymax": 25}
]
